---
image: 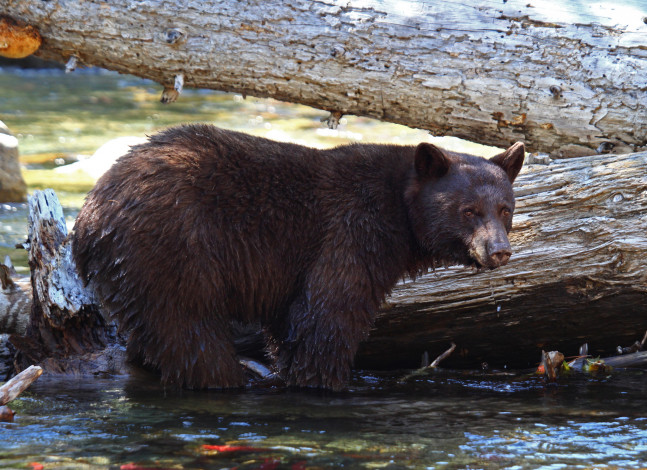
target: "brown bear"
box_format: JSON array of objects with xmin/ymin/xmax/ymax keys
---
[{"xmin": 72, "ymin": 124, "xmax": 525, "ymax": 391}]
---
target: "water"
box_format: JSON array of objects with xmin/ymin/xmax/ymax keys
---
[
  {"xmin": 2, "ymin": 68, "xmax": 647, "ymax": 469},
  {"xmin": 3, "ymin": 370, "xmax": 647, "ymax": 469}
]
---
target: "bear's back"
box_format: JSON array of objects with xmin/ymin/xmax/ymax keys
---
[{"xmin": 73, "ymin": 125, "xmax": 329, "ymax": 325}]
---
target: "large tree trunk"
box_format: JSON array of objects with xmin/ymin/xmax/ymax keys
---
[
  {"xmin": 2, "ymin": 151, "xmax": 647, "ymax": 375},
  {"xmin": 1, "ymin": 0, "xmax": 645, "ymax": 156}
]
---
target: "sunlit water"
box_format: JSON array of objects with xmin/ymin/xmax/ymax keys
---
[
  {"xmin": 3, "ymin": 371, "xmax": 647, "ymax": 469},
  {"xmin": 2, "ymin": 68, "xmax": 647, "ymax": 469}
]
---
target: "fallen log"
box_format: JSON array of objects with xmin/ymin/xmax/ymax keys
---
[
  {"xmin": 1, "ymin": 0, "xmax": 646, "ymax": 155},
  {"xmin": 9, "ymin": 190, "xmax": 126, "ymax": 376},
  {"xmin": 2, "ymin": 151, "xmax": 647, "ymax": 376}
]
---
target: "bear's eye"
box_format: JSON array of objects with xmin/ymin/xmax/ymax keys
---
[
  {"xmin": 501, "ymin": 207, "xmax": 512, "ymax": 217},
  {"xmin": 463, "ymin": 208, "xmax": 475, "ymax": 218}
]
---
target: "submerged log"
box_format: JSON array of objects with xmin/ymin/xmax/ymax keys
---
[
  {"xmin": 2, "ymin": 151, "xmax": 647, "ymax": 375},
  {"xmin": 1, "ymin": 1, "xmax": 646, "ymax": 155}
]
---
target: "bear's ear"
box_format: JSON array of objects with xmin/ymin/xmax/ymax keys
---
[
  {"xmin": 414, "ymin": 143, "xmax": 451, "ymax": 179},
  {"xmin": 490, "ymin": 142, "xmax": 525, "ymax": 183}
]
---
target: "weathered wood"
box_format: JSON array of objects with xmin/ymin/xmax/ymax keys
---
[
  {"xmin": 10, "ymin": 190, "xmax": 118, "ymax": 374},
  {"xmin": 1, "ymin": 0, "xmax": 646, "ymax": 155},
  {"xmin": 356, "ymin": 150, "xmax": 647, "ymax": 370},
  {"xmin": 0, "ymin": 364, "xmax": 42, "ymax": 406}
]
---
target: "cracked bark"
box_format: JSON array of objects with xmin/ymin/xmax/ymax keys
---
[
  {"xmin": 8, "ymin": 190, "xmax": 125, "ymax": 376},
  {"xmin": 1, "ymin": 0, "xmax": 646, "ymax": 155}
]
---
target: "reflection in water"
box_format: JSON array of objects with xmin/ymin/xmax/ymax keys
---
[{"xmin": 2, "ymin": 370, "xmax": 647, "ymax": 469}]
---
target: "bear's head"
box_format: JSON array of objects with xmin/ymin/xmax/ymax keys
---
[{"xmin": 407, "ymin": 141, "xmax": 525, "ymax": 270}]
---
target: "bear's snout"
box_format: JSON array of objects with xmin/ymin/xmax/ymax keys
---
[
  {"xmin": 487, "ymin": 241, "xmax": 512, "ymax": 267},
  {"xmin": 469, "ymin": 224, "xmax": 513, "ymax": 269}
]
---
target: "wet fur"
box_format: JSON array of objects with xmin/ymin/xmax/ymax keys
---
[{"xmin": 72, "ymin": 124, "xmax": 523, "ymax": 391}]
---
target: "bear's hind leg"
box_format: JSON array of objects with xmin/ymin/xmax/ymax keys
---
[{"xmin": 128, "ymin": 315, "xmax": 245, "ymax": 389}]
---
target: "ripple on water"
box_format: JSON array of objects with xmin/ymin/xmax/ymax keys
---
[
  {"xmin": 3, "ymin": 372, "xmax": 647, "ymax": 469},
  {"xmin": 462, "ymin": 418, "xmax": 647, "ymax": 468}
]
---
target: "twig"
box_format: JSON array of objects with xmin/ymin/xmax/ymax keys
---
[
  {"xmin": 239, "ymin": 358, "xmax": 277, "ymax": 381},
  {"xmin": 399, "ymin": 343, "xmax": 457, "ymax": 382},
  {"xmin": 0, "ymin": 365, "xmax": 43, "ymax": 406},
  {"xmin": 429, "ymin": 342, "xmax": 457, "ymax": 368}
]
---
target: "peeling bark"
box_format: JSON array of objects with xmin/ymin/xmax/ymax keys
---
[{"xmin": 1, "ymin": 0, "xmax": 646, "ymax": 155}]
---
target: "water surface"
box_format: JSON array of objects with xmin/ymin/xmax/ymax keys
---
[{"xmin": 3, "ymin": 370, "xmax": 647, "ymax": 469}]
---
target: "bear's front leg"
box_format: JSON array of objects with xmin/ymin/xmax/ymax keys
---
[{"xmin": 279, "ymin": 273, "xmax": 377, "ymax": 391}]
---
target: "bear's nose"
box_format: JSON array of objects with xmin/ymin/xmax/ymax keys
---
[{"xmin": 490, "ymin": 248, "xmax": 511, "ymax": 267}]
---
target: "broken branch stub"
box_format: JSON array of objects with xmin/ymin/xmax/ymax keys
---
[
  {"xmin": 11, "ymin": 190, "xmax": 111, "ymax": 372},
  {"xmin": 0, "ymin": 364, "xmax": 42, "ymax": 406}
]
